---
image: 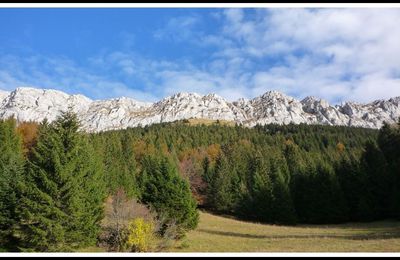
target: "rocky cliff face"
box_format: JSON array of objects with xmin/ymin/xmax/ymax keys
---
[{"xmin": 0, "ymin": 87, "xmax": 399, "ymax": 132}]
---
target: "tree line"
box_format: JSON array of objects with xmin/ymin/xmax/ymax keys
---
[
  {"xmin": 88, "ymin": 119, "xmax": 399, "ymax": 225},
  {"xmin": 0, "ymin": 112, "xmax": 399, "ymax": 251}
]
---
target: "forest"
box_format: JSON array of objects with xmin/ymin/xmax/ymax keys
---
[{"xmin": 0, "ymin": 111, "xmax": 399, "ymax": 252}]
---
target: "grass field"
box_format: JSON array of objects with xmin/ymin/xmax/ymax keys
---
[{"xmin": 172, "ymin": 211, "xmax": 400, "ymax": 252}]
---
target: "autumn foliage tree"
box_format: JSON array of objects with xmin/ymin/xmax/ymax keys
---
[{"xmin": 16, "ymin": 122, "xmax": 39, "ymax": 155}]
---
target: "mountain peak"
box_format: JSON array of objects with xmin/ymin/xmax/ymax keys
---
[
  {"xmin": 301, "ymin": 96, "xmax": 319, "ymax": 102},
  {"xmin": 258, "ymin": 90, "xmax": 293, "ymax": 101},
  {"xmin": 172, "ymin": 92, "xmax": 202, "ymax": 99},
  {"xmin": 1, "ymin": 86, "xmax": 399, "ymax": 131},
  {"xmin": 204, "ymin": 93, "xmax": 223, "ymax": 99}
]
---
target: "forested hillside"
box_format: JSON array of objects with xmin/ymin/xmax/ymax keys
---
[
  {"xmin": 0, "ymin": 113, "xmax": 399, "ymax": 252},
  {"xmin": 92, "ymin": 121, "xmax": 399, "ymax": 225}
]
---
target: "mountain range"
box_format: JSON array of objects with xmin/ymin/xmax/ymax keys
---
[{"xmin": 0, "ymin": 87, "xmax": 399, "ymax": 132}]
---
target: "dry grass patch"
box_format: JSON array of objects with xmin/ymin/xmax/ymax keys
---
[
  {"xmin": 180, "ymin": 118, "xmax": 236, "ymax": 126},
  {"xmin": 172, "ymin": 211, "xmax": 400, "ymax": 252}
]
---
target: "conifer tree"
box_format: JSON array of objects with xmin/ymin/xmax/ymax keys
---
[
  {"xmin": 17, "ymin": 111, "xmax": 106, "ymax": 251},
  {"xmin": 291, "ymin": 161, "xmax": 318, "ymax": 223},
  {"xmin": 139, "ymin": 155, "xmax": 199, "ymax": 237},
  {"xmin": 336, "ymin": 156, "xmax": 365, "ymax": 221},
  {"xmin": 207, "ymin": 153, "xmax": 236, "ymax": 213},
  {"xmin": 0, "ymin": 118, "xmax": 25, "ymax": 251},
  {"xmin": 239, "ymin": 154, "xmax": 274, "ymax": 222},
  {"xmin": 269, "ymin": 153, "xmax": 297, "ymax": 225},
  {"xmin": 312, "ymin": 162, "xmax": 348, "ymax": 223},
  {"xmin": 361, "ymin": 141, "xmax": 391, "ymax": 219},
  {"xmin": 120, "ymin": 133, "xmax": 139, "ymax": 197}
]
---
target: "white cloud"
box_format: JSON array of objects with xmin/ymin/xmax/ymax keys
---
[
  {"xmin": 212, "ymin": 8, "xmax": 400, "ymax": 103},
  {"xmin": 348, "ymin": 73, "xmax": 400, "ymax": 103}
]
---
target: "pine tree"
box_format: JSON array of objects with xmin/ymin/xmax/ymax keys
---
[
  {"xmin": 122, "ymin": 133, "xmax": 139, "ymax": 195},
  {"xmin": 207, "ymin": 153, "xmax": 236, "ymax": 213},
  {"xmin": 312, "ymin": 161, "xmax": 348, "ymax": 223},
  {"xmin": 361, "ymin": 141, "xmax": 391, "ymax": 219},
  {"xmin": 336, "ymin": 156, "xmax": 365, "ymax": 221},
  {"xmin": 239, "ymin": 154, "xmax": 274, "ymax": 222},
  {"xmin": 267, "ymin": 152, "xmax": 297, "ymax": 225},
  {"xmin": 139, "ymin": 155, "xmax": 199, "ymax": 237},
  {"xmin": 17, "ymin": 111, "xmax": 106, "ymax": 251},
  {"xmin": 0, "ymin": 118, "xmax": 25, "ymax": 251}
]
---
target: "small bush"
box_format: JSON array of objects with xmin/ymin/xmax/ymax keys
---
[
  {"xmin": 124, "ymin": 218, "xmax": 155, "ymax": 252},
  {"xmin": 99, "ymin": 189, "xmax": 156, "ymax": 252},
  {"xmin": 100, "ymin": 189, "xmax": 187, "ymax": 252}
]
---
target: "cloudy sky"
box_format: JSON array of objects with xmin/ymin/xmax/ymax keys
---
[{"xmin": 0, "ymin": 8, "xmax": 400, "ymax": 104}]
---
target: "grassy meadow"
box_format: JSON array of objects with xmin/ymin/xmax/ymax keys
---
[{"xmin": 171, "ymin": 211, "xmax": 400, "ymax": 252}]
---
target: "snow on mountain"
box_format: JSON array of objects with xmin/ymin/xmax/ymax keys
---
[
  {"xmin": 244, "ymin": 91, "xmax": 311, "ymax": 126},
  {"xmin": 301, "ymin": 96, "xmax": 349, "ymax": 126},
  {"xmin": 0, "ymin": 86, "xmax": 399, "ymax": 132},
  {"xmin": 0, "ymin": 87, "xmax": 92, "ymax": 123},
  {"xmin": 151, "ymin": 92, "xmax": 240, "ymax": 122},
  {"xmin": 82, "ymin": 97, "xmax": 151, "ymax": 132},
  {"xmin": 338, "ymin": 97, "xmax": 400, "ymax": 129}
]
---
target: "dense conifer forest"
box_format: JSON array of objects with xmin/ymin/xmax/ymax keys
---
[{"xmin": 0, "ymin": 112, "xmax": 399, "ymax": 251}]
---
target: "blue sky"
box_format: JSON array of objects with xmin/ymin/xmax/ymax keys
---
[{"xmin": 1, "ymin": 8, "xmax": 400, "ymax": 104}]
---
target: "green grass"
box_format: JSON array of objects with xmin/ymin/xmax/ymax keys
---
[
  {"xmin": 171, "ymin": 211, "xmax": 400, "ymax": 252},
  {"xmin": 77, "ymin": 211, "xmax": 400, "ymax": 253}
]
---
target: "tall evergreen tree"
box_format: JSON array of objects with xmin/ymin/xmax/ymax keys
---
[
  {"xmin": 239, "ymin": 154, "xmax": 274, "ymax": 222},
  {"xmin": 207, "ymin": 153, "xmax": 236, "ymax": 213},
  {"xmin": 120, "ymin": 133, "xmax": 139, "ymax": 197},
  {"xmin": 17, "ymin": 111, "xmax": 106, "ymax": 251},
  {"xmin": 291, "ymin": 161, "xmax": 317, "ymax": 223},
  {"xmin": 269, "ymin": 154, "xmax": 297, "ymax": 225},
  {"xmin": 0, "ymin": 118, "xmax": 25, "ymax": 251},
  {"xmin": 312, "ymin": 161, "xmax": 348, "ymax": 223},
  {"xmin": 361, "ymin": 141, "xmax": 391, "ymax": 219},
  {"xmin": 336, "ymin": 156, "xmax": 369, "ymax": 221},
  {"xmin": 139, "ymin": 155, "xmax": 199, "ymax": 237}
]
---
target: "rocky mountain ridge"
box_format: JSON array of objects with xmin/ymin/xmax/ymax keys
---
[{"xmin": 0, "ymin": 87, "xmax": 399, "ymax": 132}]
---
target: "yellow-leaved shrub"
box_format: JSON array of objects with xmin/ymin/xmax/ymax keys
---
[{"xmin": 124, "ymin": 218, "xmax": 155, "ymax": 252}]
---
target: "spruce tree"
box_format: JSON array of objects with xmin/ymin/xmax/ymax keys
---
[
  {"xmin": 269, "ymin": 153, "xmax": 297, "ymax": 225},
  {"xmin": 207, "ymin": 153, "xmax": 236, "ymax": 213},
  {"xmin": 17, "ymin": 111, "xmax": 106, "ymax": 251},
  {"xmin": 291, "ymin": 160, "xmax": 319, "ymax": 223},
  {"xmin": 361, "ymin": 141, "xmax": 391, "ymax": 219},
  {"xmin": 121, "ymin": 133, "xmax": 139, "ymax": 197},
  {"xmin": 0, "ymin": 118, "xmax": 25, "ymax": 251},
  {"xmin": 336, "ymin": 156, "xmax": 365, "ymax": 221},
  {"xmin": 312, "ymin": 161, "xmax": 348, "ymax": 223},
  {"xmin": 239, "ymin": 154, "xmax": 274, "ymax": 222},
  {"xmin": 139, "ymin": 155, "xmax": 199, "ymax": 237}
]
